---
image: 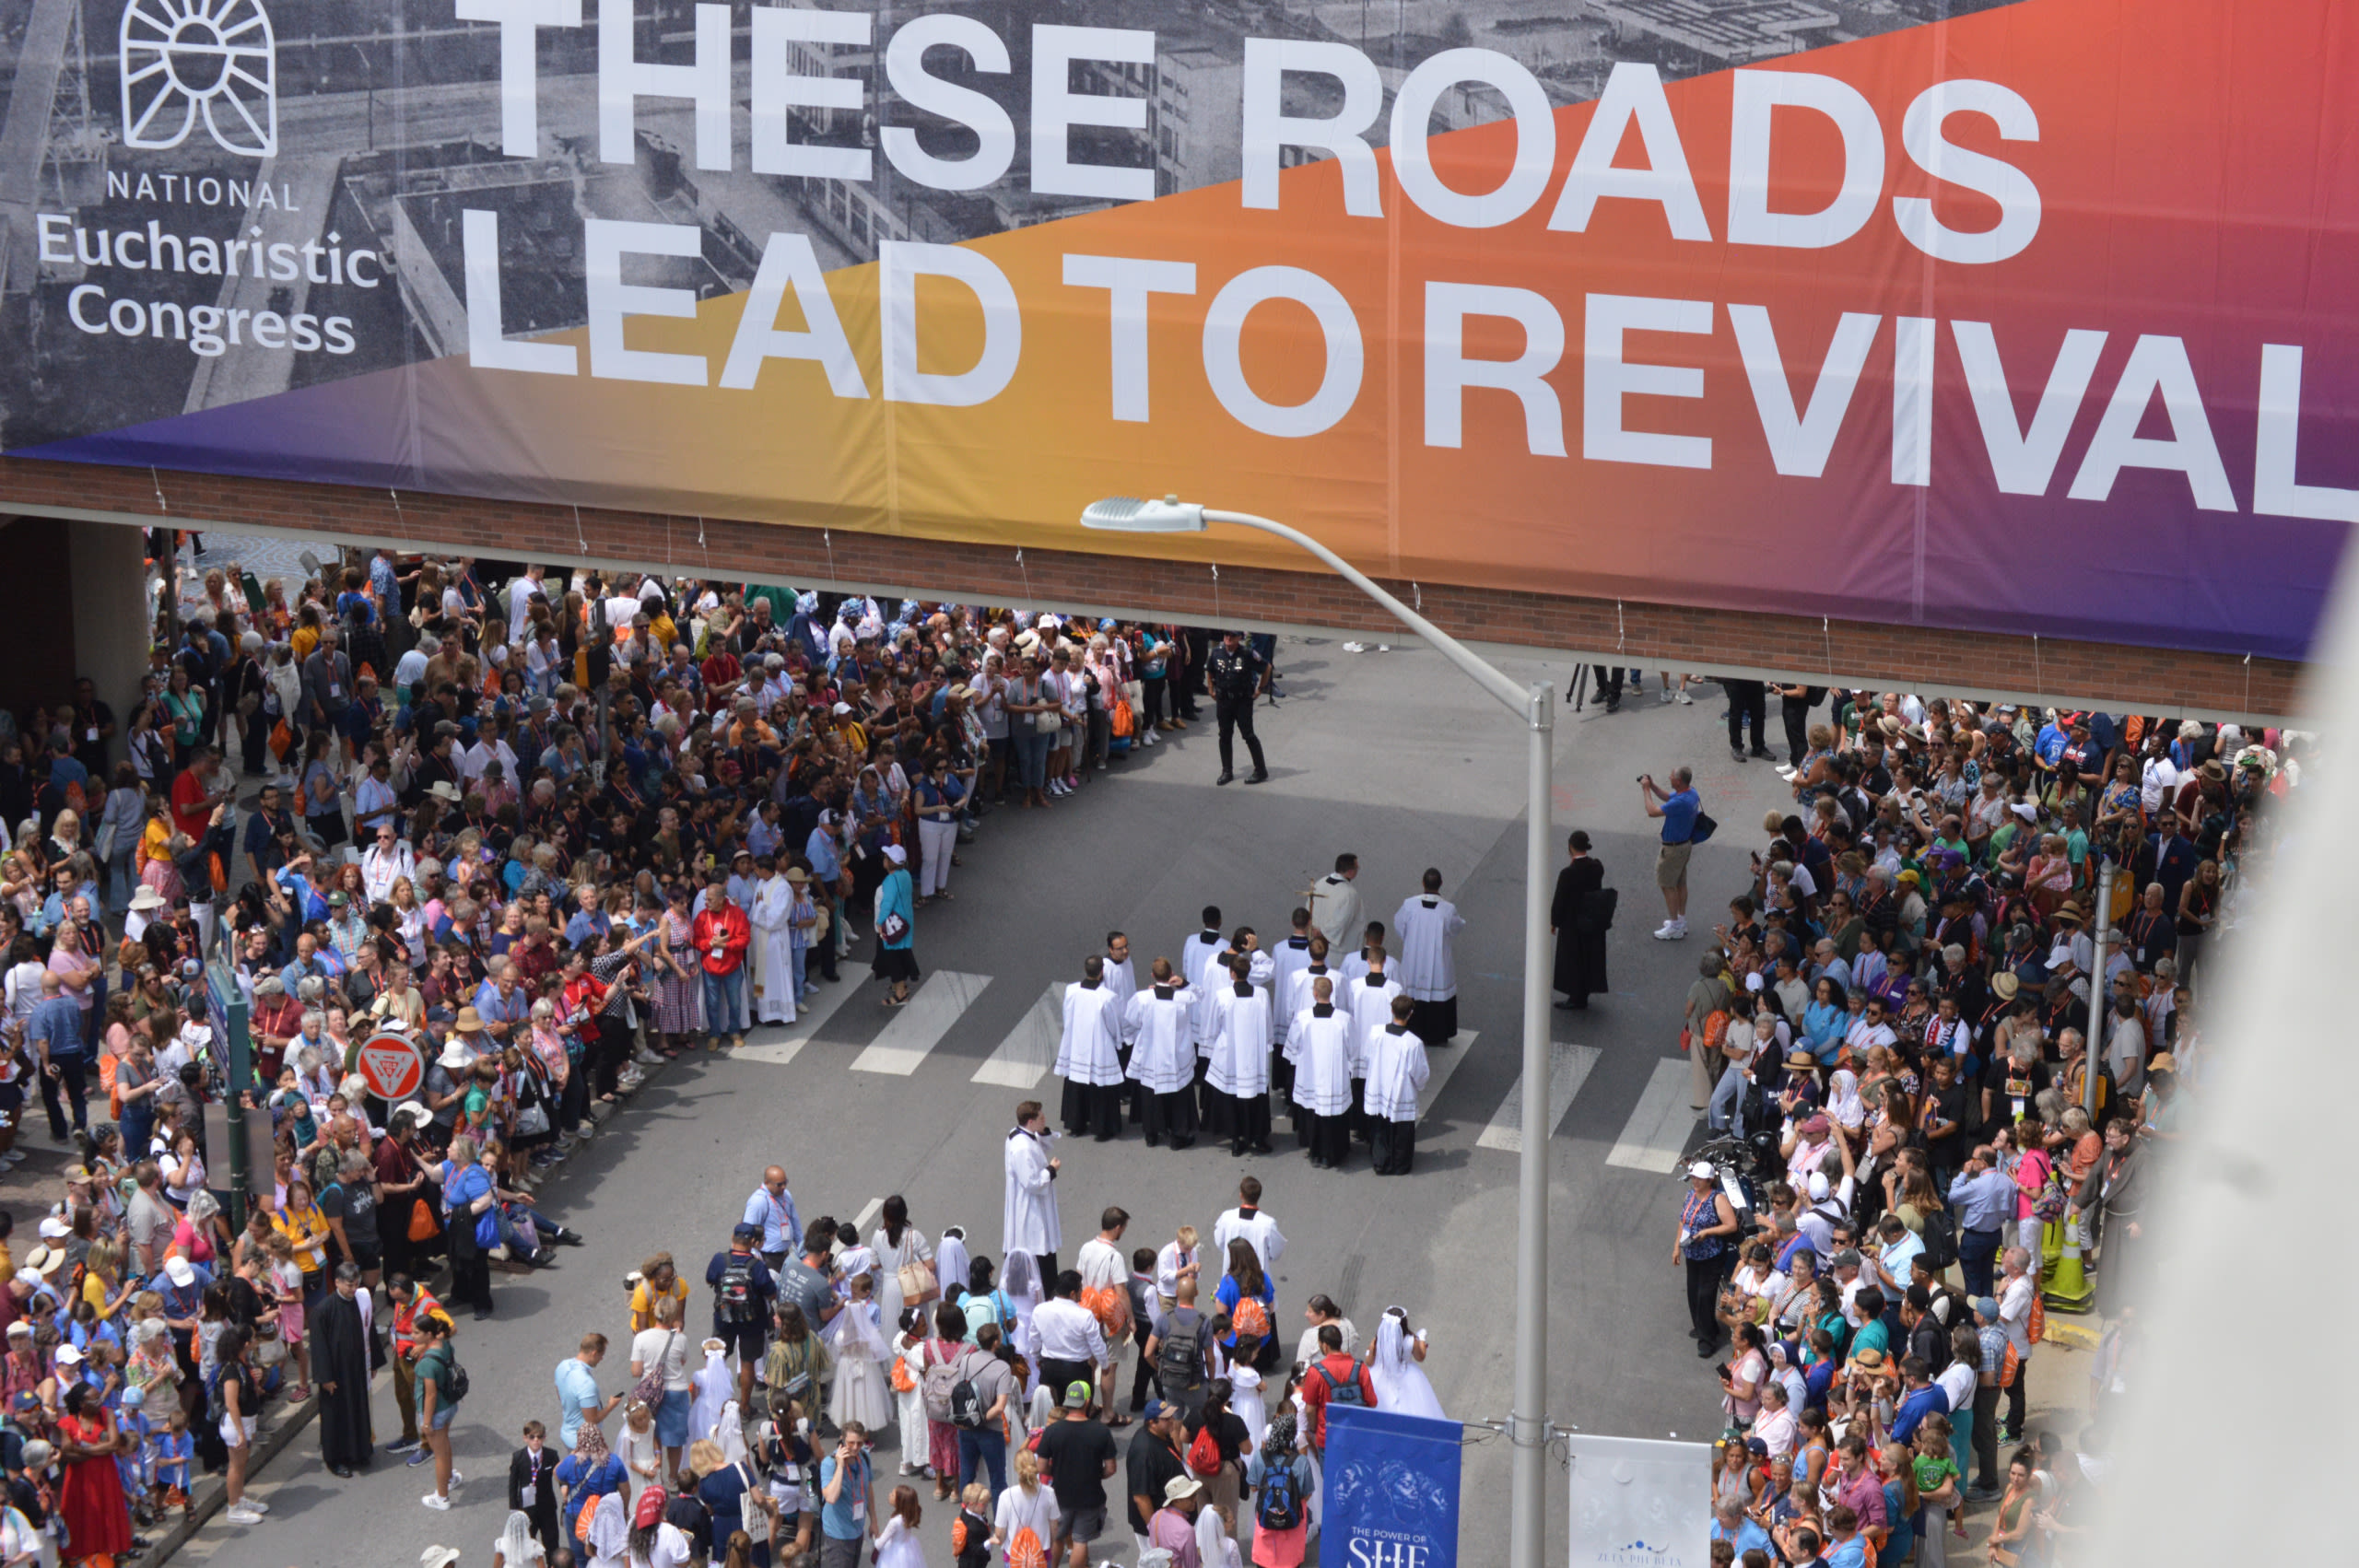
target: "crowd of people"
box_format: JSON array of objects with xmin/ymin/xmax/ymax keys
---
[
  {"xmin": 0, "ymin": 538, "xmax": 1355, "ymax": 1564},
  {"xmin": 1660, "ymin": 685, "xmax": 2279, "ymax": 1568}
]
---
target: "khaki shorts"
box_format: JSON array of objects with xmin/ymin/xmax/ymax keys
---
[{"xmin": 1656, "ymin": 840, "xmax": 1694, "ymax": 891}]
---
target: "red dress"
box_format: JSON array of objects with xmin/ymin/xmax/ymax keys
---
[{"xmin": 56, "ymin": 1410, "xmax": 132, "ymax": 1562}]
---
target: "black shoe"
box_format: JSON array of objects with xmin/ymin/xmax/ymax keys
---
[
  {"xmin": 1696, "ymin": 1338, "xmax": 1719, "ymax": 1357},
  {"xmin": 1250, "ymin": 1141, "xmax": 1274, "ymax": 1154},
  {"xmin": 1168, "ymin": 1138, "xmax": 1195, "ymax": 1151},
  {"xmin": 1230, "ymin": 1140, "xmax": 1248, "ymax": 1157},
  {"xmin": 1603, "ymin": 702, "xmax": 1620, "ymax": 714},
  {"xmin": 1731, "ymin": 746, "xmax": 1747, "ymax": 763},
  {"xmin": 557, "ymin": 1229, "xmax": 586, "ymax": 1246},
  {"xmin": 329, "ymin": 1464, "xmax": 356, "ymax": 1478},
  {"xmin": 1215, "ymin": 772, "xmax": 1235, "ymax": 786},
  {"xmin": 1748, "ymin": 746, "xmax": 1776, "ymax": 760},
  {"xmin": 474, "ymin": 1305, "xmax": 494, "ymax": 1321},
  {"xmin": 1245, "ymin": 770, "xmax": 1269, "ymax": 785}
]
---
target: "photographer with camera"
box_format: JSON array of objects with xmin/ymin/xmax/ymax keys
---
[{"xmin": 1638, "ymin": 766, "xmax": 1708, "ymax": 941}]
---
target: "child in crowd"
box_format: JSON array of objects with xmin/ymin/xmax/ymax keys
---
[
  {"xmin": 152, "ymin": 1408, "xmax": 194, "ymax": 1515},
  {"xmin": 951, "ymin": 1481, "xmax": 992, "ymax": 1568}
]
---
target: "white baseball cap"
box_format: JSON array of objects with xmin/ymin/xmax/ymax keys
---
[{"xmin": 1686, "ymin": 1160, "xmax": 1717, "ymax": 1180}]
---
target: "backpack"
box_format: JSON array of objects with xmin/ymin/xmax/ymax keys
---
[
  {"xmin": 921, "ymin": 1343, "xmax": 964, "ymax": 1424},
  {"xmin": 1005, "ymin": 1526, "xmax": 1049, "ymax": 1568},
  {"xmin": 431, "ymin": 1347, "xmax": 470, "ymax": 1404},
  {"xmin": 2026, "ymin": 1293, "xmax": 2047, "ymax": 1346},
  {"xmin": 1155, "ymin": 1311, "xmax": 1204, "ymax": 1393},
  {"xmin": 717, "ymin": 1254, "xmax": 758, "ymax": 1323},
  {"xmin": 1187, "ymin": 1422, "xmax": 1223, "ymax": 1477},
  {"xmin": 1256, "ymin": 1457, "xmax": 1304, "ymax": 1531},
  {"xmin": 1079, "ymin": 1281, "xmax": 1127, "ymax": 1340},
  {"xmin": 1314, "ymin": 1359, "xmax": 1365, "ymax": 1409},
  {"xmin": 1230, "ymin": 1294, "xmax": 1271, "ymax": 1342},
  {"xmin": 1917, "ymin": 1207, "xmax": 1958, "ymax": 1273}
]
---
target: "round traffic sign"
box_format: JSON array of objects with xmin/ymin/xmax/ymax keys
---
[{"xmin": 356, "ymin": 1028, "xmax": 426, "ymax": 1102}]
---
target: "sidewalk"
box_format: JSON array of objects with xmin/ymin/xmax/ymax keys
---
[{"xmin": 1944, "ymin": 1317, "xmax": 2095, "ymax": 1564}]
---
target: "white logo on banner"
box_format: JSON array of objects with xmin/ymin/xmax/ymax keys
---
[
  {"xmin": 1565, "ymin": 1434, "xmax": 1713, "ymax": 1568},
  {"xmin": 120, "ymin": 0, "xmax": 278, "ymax": 158}
]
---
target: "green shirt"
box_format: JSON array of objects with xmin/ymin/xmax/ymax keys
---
[{"xmin": 417, "ymin": 1345, "xmax": 459, "ymax": 1407}]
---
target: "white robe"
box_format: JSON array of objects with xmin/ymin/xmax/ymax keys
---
[
  {"xmin": 1207, "ymin": 983, "xmax": 1273, "ymax": 1096},
  {"xmin": 1003, "ymin": 1127, "xmax": 1062, "ymax": 1258},
  {"xmin": 1105, "ymin": 954, "xmax": 1139, "ymax": 1044},
  {"xmin": 1288, "ymin": 1006, "xmax": 1355, "ymax": 1115},
  {"xmin": 1124, "ymin": 985, "xmax": 1196, "ymax": 1094},
  {"xmin": 1269, "ymin": 936, "xmax": 1313, "ymax": 1043},
  {"xmin": 1283, "ymin": 965, "xmax": 1338, "ymax": 1024},
  {"xmin": 1213, "ymin": 1207, "xmax": 1287, "ymax": 1269},
  {"xmin": 1181, "ymin": 931, "xmax": 1226, "ymax": 1044},
  {"xmin": 1344, "ymin": 971, "xmax": 1405, "ymax": 1075},
  {"xmin": 1055, "ymin": 983, "xmax": 1125, "ymax": 1087},
  {"xmin": 748, "ymin": 876, "xmax": 798, "ymax": 1024},
  {"xmin": 1363, "ymin": 1024, "xmax": 1432, "ymax": 1122},
  {"xmin": 1339, "ymin": 944, "xmax": 1388, "ymax": 985},
  {"xmin": 1393, "ymin": 896, "xmax": 1466, "ymax": 1001},
  {"xmin": 1308, "ymin": 872, "xmax": 1364, "ymax": 954}
]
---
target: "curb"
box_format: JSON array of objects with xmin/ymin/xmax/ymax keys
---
[{"xmin": 2040, "ymin": 1317, "xmax": 2103, "ymax": 1352}]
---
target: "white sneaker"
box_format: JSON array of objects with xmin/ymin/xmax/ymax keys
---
[
  {"xmin": 246, "ymin": 1496, "xmax": 269, "ymax": 1513},
  {"xmin": 1659, "ymin": 688, "xmax": 1673, "ymax": 705},
  {"xmin": 1652, "ymin": 920, "xmax": 1687, "ymax": 941},
  {"xmin": 1775, "ymin": 765, "xmax": 1797, "ymax": 779},
  {"xmin": 227, "ymin": 1504, "xmax": 265, "ymax": 1525},
  {"xmin": 634, "ymin": 1047, "xmax": 663, "ymax": 1066},
  {"xmin": 1675, "ymin": 691, "xmax": 1694, "ymax": 705},
  {"xmin": 450, "ymin": 1471, "xmax": 464, "ymax": 1486},
  {"xmin": 420, "ymin": 1492, "xmax": 451, "ymax": 1512}
]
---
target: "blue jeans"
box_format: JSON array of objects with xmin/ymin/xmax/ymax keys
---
[
  {"xmin": 1011, "ymin": 730, "xmax": 1050, "ymax": 790},
  {"xmin": 792, "ymin": 942, "xmax": 810, "ymax": 1000},
  {"xmin": 1708, "ymin": 1061, "xmax": 1748, "ymax": 1134},
  {"xmin": 703, "ymin": 969, "xmax": 745, "ymax": 1042},
  {"xmin": 957, "ymin": 1425, "xmax": 1006, "ymax": 1506},
  {"xmin": 108, "ymin": 849, "xmax": 135, "ymax": 919}
]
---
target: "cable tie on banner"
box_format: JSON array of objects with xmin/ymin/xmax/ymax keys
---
[
  {"xmin": 1413, "ymin": 581, "xmax": 1423, "ymax": 613},
  {"xmin": 572, "ymin": 503, "xmax": 588, "ymax": 557},
  {"xmin": 389, "ymin": 487, "xmax": 405, "ymax": 532},
  {"xmin": 2245, "ymin": 651, "xmax": 2253, "ymax": 714},
  {"xmin": 1210, "ymin": 561, "xmax": 1223, "ymax": 621},
  {"xmin": 1824, "ymin": 615, "xmax": 1835, "ymax": 676},
  {"xmin": 2032, "ymin": 633, "xmax": 2042, "ymax": 696},
  {"xmin": 148, "ymin": 467, "xmax": 168, "ymax": 513},
  {"xmin": 1615, "ymin": 599, "xmax": 1626, "ymax": 654},
  {"xmin": 824, "ymin": 527, "xmax": 838, "ymax": 584},
  {"xmin": 1015, "ymin": 546, "xmax": 1033, "ymax": 601}
]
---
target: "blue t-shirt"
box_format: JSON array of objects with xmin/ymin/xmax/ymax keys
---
[
  {"xmin": 818, "ymin": 1453, "xmax": 870, "ymax": 1540},
  {"xmin": 1660, "ymin": 789, "xmax": 1701, "ymax": 845},
  {"xmin": 555, "ymin": 1357, "xmax": 602, "ymax": 1447}
]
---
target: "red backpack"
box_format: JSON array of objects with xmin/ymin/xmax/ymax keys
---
[{"xmin": 1187, "ymin": 1423, "xmax": 1223, "ymax": 1477}]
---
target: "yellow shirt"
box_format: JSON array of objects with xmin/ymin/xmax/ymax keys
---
[
  {"xmin": 274, "ymin": 1204, "xmax": 329, "ymax": 1273},
  {"xmin": 628, "ymin": 1277, "xmax": 689, "ymax": 1334}
]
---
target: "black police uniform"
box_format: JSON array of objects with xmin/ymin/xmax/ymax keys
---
[{"xmin": 1206, "ymin": 640, "xmax": 1268, "ymax": 782}]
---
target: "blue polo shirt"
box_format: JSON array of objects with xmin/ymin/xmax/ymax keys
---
[
  {"xmin": 1660, "ymin": 788, "xmax": 1701, "ymax": 845},
  {"xmin": 818, "ymin": 1452, "xmax": 870, "ymax": 1540}
]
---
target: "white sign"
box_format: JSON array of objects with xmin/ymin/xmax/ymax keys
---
[
  {"xmin": 120, "ymin": 0, "xmax": 278, "ymax": 158},
  {"xmin": 1566, "ymin": 1434, "xmax": 1713, "ymax": 1568}
]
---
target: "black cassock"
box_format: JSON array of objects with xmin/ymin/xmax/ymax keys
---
[
  {"xmin": 1550, "ymin": 857, "xmax": 1610, "ymax": 1004},
  {"xmin": 315, "ymin": 1291, "xmax": 375, "ymax": 1469}
]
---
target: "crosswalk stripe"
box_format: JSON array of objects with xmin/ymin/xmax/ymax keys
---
[
  {"xmin": 1415, "ymin": 1031, "xmax": 1478, "ymax": 1126},
  {"xmin": 1604, "ymin": 1058, "xmax": 1701, "ymax": 1173},
  {"xmin": 735, "ymin": 968, "xmax": 865, "ymax": 1066},
  {"xmin": 1474, "ymin": 1043, "xmax": 1599, "ymax": 1153},
  {"xmin": 851, "ymin": 971, "xmax": 992, "ymax": 1075},
  {"xmin": 973, "ymin": 982, "xmax": 1069, "ymax": 1089}
]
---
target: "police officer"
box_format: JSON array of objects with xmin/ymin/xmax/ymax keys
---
[{"xmin": 1207, "ymin": 630, "xmax": 1269, "ymax": 786}]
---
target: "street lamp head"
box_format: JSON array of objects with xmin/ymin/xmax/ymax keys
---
[{"xmin": 1079, "ymin": 496, "xmax": 1207, "ymax": 533}]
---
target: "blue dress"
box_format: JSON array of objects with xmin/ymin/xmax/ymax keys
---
[{"xmin": 872, "ymin": 868, "xmax": 918, "ymax": 984}]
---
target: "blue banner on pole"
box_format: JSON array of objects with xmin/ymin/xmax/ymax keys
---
[{"xmin": 1320, "ymin": 1404, "xmax": 1462, "ymax": 1568}]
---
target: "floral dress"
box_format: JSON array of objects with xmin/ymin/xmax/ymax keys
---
[{"xmin": 652, "ymin": 911, "xmax": 704, "ymax": 1035}]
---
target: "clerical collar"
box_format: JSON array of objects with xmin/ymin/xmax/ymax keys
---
[
  {"xmin": 1286, "ymin": 937, "xmax": 1308, "ymax": 949},
  {"xmin": 1201, "ymin": 930, "xmax": 1219, "ymax": 940},
  {"xmin": 1307, "ymin": 965, "xmax": 1328, "ymax": 976},
  {"xmin": 1365, "ymin": 972, "xmax": 1385, "ymax": 984},
  {"xmin": 1385, "ymin": 1023, "xmax": 1409, "ymax": 1034},
  {"xmin": 1312, "ymin": 1003, "xmax": 1334, "ymax": 1017},
  {"xmin": 1233, "ymin": 982, "xmax": 1252, "ymax": 997},
  {"xmin": 1081, "ymin": 978, "xmax": 1101, "ymax": 989},
  {"xmin": 1154, "ymin": 985, "xmax": 1176, "ymax": 1000},
  {"xmin": 1420, "ymin": 896, "xmax": 1438, "ymax": 906}
]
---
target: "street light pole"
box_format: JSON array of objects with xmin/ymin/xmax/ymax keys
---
[{"xmin": 1080, "ymin": 498, "xmax": 1556, "ymax": 1568}]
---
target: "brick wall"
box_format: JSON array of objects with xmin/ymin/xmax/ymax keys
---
[{"xmin": 0, "ymin": 453, "xmax": 2310, "ymax": 723}]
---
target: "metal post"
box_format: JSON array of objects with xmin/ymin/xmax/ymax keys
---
[
  {"xmin": 2083, "ymin": 858, "xmax": 2116, "ymax": 1118},
  {"xmin": 1510, "ymin": 681, "xmax": 1555, "ymax": 1568}
]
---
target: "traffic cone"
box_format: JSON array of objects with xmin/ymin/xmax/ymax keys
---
[{"xmin": 2044, "ymin": 1211, "xmax": 2096, "ymax": 1314}]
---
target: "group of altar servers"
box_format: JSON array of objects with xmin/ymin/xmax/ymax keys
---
[{"xmin": 1050, "ymin": 870, "xmax": 1466, "ymax": 1175}]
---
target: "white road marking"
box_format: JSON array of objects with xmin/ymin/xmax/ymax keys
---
[
  {"xmin": 852, "ymin": 1196, "xmax": 885, "ymax": 1234},
  {"xmin": 1475, "ymin": 1043, "xmax": 1599, "ymax": 1152},
  {"xmin": 1415, "ymin": 1031, "xmax": 1477, "ymax": 1126},
  {"xmin": 1604, "ymin": 1058, "xmax": 1702, "ymax": 1173},
  {"xmin": 973, "ymin": 982, "xmax": 1070, "ymax": 1089},
  {"xmin": 850, "ymin": 971, "xmax": 992, "ymax": 1075},
  {"xmin": 734, "ymin": 966, "xmax": 864, "ymax": 1065}
]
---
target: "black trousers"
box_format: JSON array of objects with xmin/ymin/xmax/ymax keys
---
[
  {"xmin": 2005, "ymin": 1349, "xmax": 2031, "ymax": 1434},
  {"xmin": 1779, "ymin": 696, "xmax": 1813, "ymax": 766},
  {"xmin": 41, "ymin": 1056, "xmax": 89, "ymax": 1140},
  {"xmin": 1370, "ymin": 1117, "xmax": 1416, "ymax": 1175},
  {"xmin": 1305, "ymin": 1111, "xmax": 1352, "ymax": 1168},
  {"xmin": 1973, "ymin": 1382, "xmax": 2003, "ymax": 1490},
  {"xmin": 1590, "ymin": 665, "xmax": 1624, "ymax": 710},
  {"xmin": 1215, "ymin": 696, "xmax": 1265, "ymax": 775},
  {"xmin": 1684, "ymin": 1251, "xmax": 1732, "ymax": 1346},
  {"xmin": 1724, "ymin": 681, "xmax": 1767, "ymax": 751},
  {"xmin": 1224, "ymin": 1091, "xmax": 1272, "ymax": 1153},
  {"xmin": 1144, "ymin": 1087, "xmax": 1197, "ymax": 1148}
]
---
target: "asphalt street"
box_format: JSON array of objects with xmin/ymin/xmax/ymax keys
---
[{"xmin": 171, "ymin": 638, "xmax": 1803, "ymax": 1567}]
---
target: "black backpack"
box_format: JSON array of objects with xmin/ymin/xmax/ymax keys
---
[
  {"xmin": 949, "ymin": 1361, "xmax": 989, "ymax": 1431},
  {"xmin": 427, "ymin": 1347, "xmax": 470, "ymax": 1404},
  {"xmin": 1156, "ymin": 1309, "xmax": 1204, "ymax": 1394},
  {"xmin": 1256, "ymin": 1457, "xmax": 1303, "ymax": 1531},
  {"xmin": 718, "ymin": 1254, "xmax": 758, "ymax": 1322},
  {"xmin": 1917, "ymin": 1207, "xmax": 1959, "ymax": 1273}
]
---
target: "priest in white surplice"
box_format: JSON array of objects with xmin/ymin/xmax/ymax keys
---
[
  {"xmin": 1344, "ymin": 954, "xmax": 1404, "ymax": 1144},
  {"xmin": 1103, "ymin": 931, "xmax": 1140, "ymax": 1122},
  {"xmin": 1394, "ymin": 869, "xmax": 1468, "ymax": 1046},
  {"xmin": 1268, "ymin": 910, "xmax": 1314, "ymax": 1106},
  {"xmin": 1289, "ymin": 976, "xmax": 1356, "ymax": 1169},
  {"xmin": 1307, "ymin": 854, "xmax": 1364, "ymax": 950},
  {"xmin": 1003, "ymin": 1101, "xmax": 1062, "ymax": 1277},
  {"xmin": 1340, "ymin": 921, "xmax": 1388, "ymax": 984},
  {"xmin": 1124, "ymin": 959, "xmax": 1198, "ymax": 1149},
  {"xmin": 1055, "ymin": 956, "xmax": 1127, "ymax": 1141},
  {"xmin": 1364, "ymin": 993, "xmax": 1434, "ymax": 1175},
  {"xmin": 747, "ymin": 860, "xmax": 800, "ymax": 1024},
  {"xmin": 1207, "ymin": 953, "xmax": 1277, "ymax": 1156},
  {"xmin": 1279, "ymin": 937, "xmax": 1337, "ymax": 1141}
]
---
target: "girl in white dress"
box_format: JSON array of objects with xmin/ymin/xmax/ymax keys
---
[
  {"xmin": 873, "ymin": 1485, "xmax": 928, "ymax": 1568},
  {"xmin": 890, "ymin": 1311, "xmax": 931, "ymax": 1477},
  {"xmin": 826, "ymin": 1275, "xmax": 894, "ymax": 1432},
  {"xmin": 1227, "ymin": 1363, "xmax": 1268, "ymax": 1452},
  {"xmin": 1367, "ymin": 1308, "xmax": 1446, "ymax": 1421},
  {"xmin": 584, "ymin": 1487, "xmax": 629, "ymax": 1568},
  {"xmin": 687, "ymin": 1340, "xmax": 733, "ymax": 1449},
  {"xmin": 933, "ymin": 1228, "xmax": 971, "ymax": 1312},
  {"xmin": 999, "ymin": 1251, "xmax": 1044, "ymax": 1378}
]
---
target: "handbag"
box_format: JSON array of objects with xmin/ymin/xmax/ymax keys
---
[
  {"xmin": 515, "ymin": 1100, "xmax": 551, "ymax": 1139},
  {"xmin": 1031, "ymin": 708, "xmax": 1061, "ymax": 734},
  {"xmin": 1688, "ymin": 811, "xmax": 1719, "ymax": 845},
  {"xmin": 881, "ymin": 911, "xmax": 910, "ymax": 944},
  {"xmin": 896, "ymin": 1257, "xmax": 940, "ymax": 1307},
  {"xmin": 633, "ymin": 1330, "xmax": 678, "ymax": 1410},
  {"xmin": 407, "ymin": 1197, "xmax": 441, "ymax": 1243}
]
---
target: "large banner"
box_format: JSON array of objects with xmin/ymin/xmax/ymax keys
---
[
  {"xmin": 1565, "ymin": 1433, "xmax": 1712, "ymax": 1568},
  {"xmin": 1321, "ymin": 1404, "xmax": 1462, "ymax": 1568},
  {"xmin": 0, "ymin": 0, "xmax": 2353, "ymax": 658}
]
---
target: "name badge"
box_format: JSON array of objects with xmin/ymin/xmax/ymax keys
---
[
  {"xmin": 328, "ymin": 683, "xmax": 342, "ymax": 698},
  {"xmin": 519, "ymin": 1482, "xmax": 535, "ymax": 1507},
  {"xmin": 84, "ymin": 728, "xmax": 98, "ymax": 743}
]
